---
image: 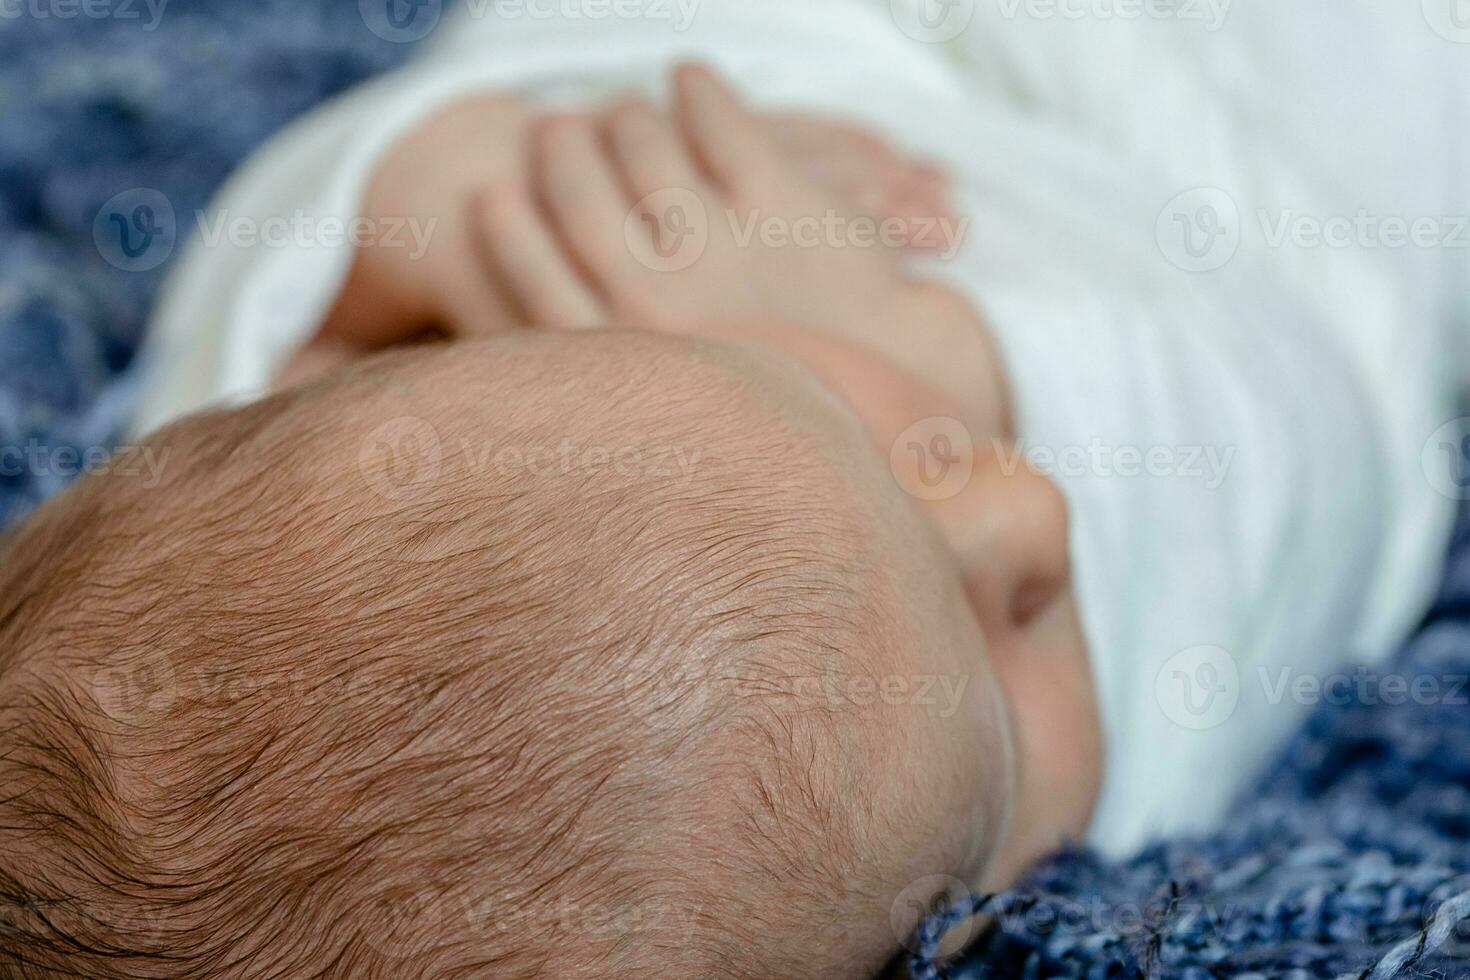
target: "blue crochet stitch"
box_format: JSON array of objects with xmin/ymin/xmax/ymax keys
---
[
  {"xmin": 919, "ymin": 508, "xmax": 1470, "ymax": 979},
  {"xmin": 2, "ymin": 4, "xmax": 1468, "ymax": 977},
  {"xmin": 0, "ymin": 0, "xmax": 422, "ymax": 528}
]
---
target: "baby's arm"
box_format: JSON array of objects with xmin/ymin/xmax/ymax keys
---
[
  {"xmin": 130, "ymin": 0, "xmax": 969, "ymax": 437},
  {"xmin": 292, "ymin": 99, "xmax": 957, "ymax": 376},
  {"xmin": 473, "ymin": 64, "xmax": 1008, "ymax": 442}
]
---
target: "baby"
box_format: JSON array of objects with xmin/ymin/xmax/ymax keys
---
[
  {"xmin": 4, "ymin": 0, "xmax": 1466, "ymax": 976},
  {"xmin": 0, "ymin": 324, "xmax": 1075, "ymax": 978},
  {"xmin": 1, "ymin": 65, "xmax": 1099, "ymax": 978}
]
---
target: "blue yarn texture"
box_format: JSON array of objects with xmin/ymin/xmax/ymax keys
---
[
  {"xmin": 923, "ymin": 519, "xmax": 1470, "ymax": 979},
  {"xmin": 0, "ymin": 0, "xmax": 420, "ymax": 528},
  {"xmin": 2, "ymin": 4, "xmax": 1468, "ymax": 979}
]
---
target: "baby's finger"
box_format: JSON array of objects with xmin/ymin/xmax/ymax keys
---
[
  {"xmin": 475, "ymin": 182, "xmax": 608, "ymax": 329},
  {"xmin": 672, "ymin": 63, "xmax": 785, "ymax": 196},
  {"xmin": 604, "ymin": 99, "xmax": 712, "ymax": 262},
  {"xmin": 888, "ymin": 168, "xmax": 965, "ymax": 252},
  {"xmin": 765, "ymin": 112, "xmax": 959, "ymax": 250},
  {"xmin": 769, "ymin": 114, "xmax": 898, "ymax": 158},
  {"xmin": 605, "ymin": 98, "xmax": 706, "ymax": 203},
  {"xmin": 534, "ymin": 117, "xmax": 638, "ymax": 288},
  {"xmin": 768, "ymin": 114, "xmax": 906, "ymax": 201}
]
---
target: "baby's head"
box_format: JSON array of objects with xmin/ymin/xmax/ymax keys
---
[{"xmin": 0, "ymin": 330, "xmax": 1071, "ymax": 977}]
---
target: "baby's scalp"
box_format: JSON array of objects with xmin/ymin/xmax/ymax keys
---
[{"xmin": 0, "ymin": 332, "xmax": 1001, "ymax": 979}]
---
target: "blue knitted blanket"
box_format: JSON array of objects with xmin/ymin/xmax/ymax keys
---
[
  {"xmin": 2, "ymin": 4, "xmax": 1467, "ymax": 978},
  {"xmin": 0, "ymin": 0, "xmax": 417, "ymax": 528},
  {"xmin": 927, "ymin": 512, "xmax": 1470, "ymax": 979}
]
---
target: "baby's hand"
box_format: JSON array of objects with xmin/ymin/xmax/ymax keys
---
[
  {"xmin": 480, "ymin": 68, "xmax": 932, "ymax": 338},
  {"xmin": 474, "ymin": 65, "xmax": 993, "ymax": 422},
  {"xmin": 303, "ymin": 85, "xmax": 954, "ymax": 359},
  {"xmin": 312, "ymin": 94, "xmax": 534, "ymax": 354},
  {"xmin": 763, "ymin": 111, "xmax": 957, "ymax": 254}
]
